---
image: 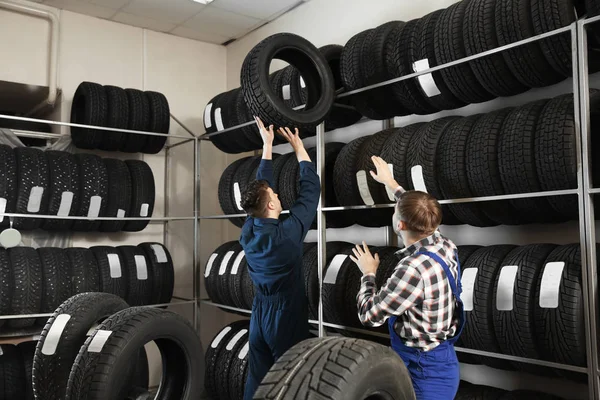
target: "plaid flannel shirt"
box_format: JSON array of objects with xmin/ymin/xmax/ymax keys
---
[{"xmin": 356, "ymin": 187, "xmax": 461, "ymax": 351}]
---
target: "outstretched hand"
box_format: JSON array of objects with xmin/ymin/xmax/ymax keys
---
[
  {"xmin": 278, "ymin": 127, "xmax": 310, "ymax": 163},
  {"xmin": 350, "ymin": 241, "xmax": 380, "ymax": 276},
  {"xmin": 370, "ymin": 156, "xmax": 401, "ymax": 191},
  {"xmin": 255, "ymin": 116, "xmax": 274, "ymax": 146}
]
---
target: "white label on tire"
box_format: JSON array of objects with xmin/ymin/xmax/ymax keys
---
[
  {"xmin": 205, "ymin": 253, "xmax": 218, "ymax": 277},
  {"xmin": 0, "ymin": 346, "xmax": 3, "ymax": 356},
  {"xmin": 411, "ymin": 165, "xmax": 428, "ymax": 193},
  {"xmin": 204, "ymin": 103, "xmax": 213, "ymax": 129},
  {"xmin": 234, "ymin": 183, "xmax": 243, "ymax": 211},
  {"xmin": 211, "ymin": 327, "xmax": 232, "ymax": 348},
  {"xmin": 385, "ymin": 164, "xmax": 396, "ymax": 202},
  {"xmin": 300, "ymin": 76, "xmax": 306, "ymax": 88},
  {"xmin": 215, "ymin": 108, "xmax": 225, "ymax": 131},
  {"xmin": 539, "ymin": 261, "xmax": 565, "ymax": 308},
  {"xmin": 226, "ymin": 329, "xmax": 248, "ymax": 350},
  {"xmin": 134, "ymin": 255, "xmax": 148, "ymax": 280},
  {"xmin": 412, "ymin": 59, "xmax": 441, "ymax": 98},
  {"xmin": 282, "ymin": 84, "xmax": 291, "ymax": 100},
  {"xmin": 88, "ymin": 330, "xmax": 113, "ymax": 353},
  {"xmin": 356, "ymin": 171, "xmax": 375, "ymax": 206},
  {"xmin": 461, "ymin": 268, "xmax": 478, "ymax": 312},
  {"xmin": 0, "ymin": 198, "xmax": 6, "ymax": 222},
  {"xmin": 140, "ymin": 203, "xmax": 149, "ymax": 217},
  {"xmin": 117, "ymin": 209, "xmax": 126, "ymax": 219},
  {"xmin": 239, "ymin": 341, "xmax": 250, "ymax": 359},
  {"xmin": 107, "ymin": 253, "xmax": 122, "ymax": 278},
  {"xmin": 496, "ymin": 265, "xmax": 519, "ymax": 311},
  {"xmin": 57, "ymin": 191, "xmax": 74, "ymax": 216},
  {"xmin": 151, "ymin": 244, "xmax": 168, "ymax": 263},
  {"xmin": 27, "ymin": 186, "xmax": 44, "ymax": 213},
  {"xmin": 32, "ymin": 335, "xmax": 41, "ymax": 341},
  {"xmin": 231, "ymin": 251, "xmax": 245, "ymax": 275},
  {"xmin": 219, "ymin": 251, "xmax": 234, "ymax": 275},
  {"xmin": 41, "ymin": 314, "xmax": 72, "ymax": 355},
  {"xmin": 88, "ymin": 196, "xmax": 102, "ymax": 218},
  {"xmin": 324, "ymin": 255, "xmax": 348, "ymax": 284}
]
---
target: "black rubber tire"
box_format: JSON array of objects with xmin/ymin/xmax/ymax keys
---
[
  {"xmin": 386, "ymin": 20, "xmax": 440, "ymax": 115},
  {"xmin": 72, "ymin": 154, "xmax": 108, "ymax": 232},
  {"xmin": 215, "ymin": 242, "xmax": 242, "ymax": 307},
  {"xmin": 19, "ymin": 341, "xmax": 36, "ymax": 400},
  {"xmin": 227, "ymin": 247, "xmax": 248, "ymax": 309},
  {"xmin": 32, "ymin": 293, "xmax": 129, "ymax": 400},
  {"xmin": 0, "ymin": 145, "xmax": 17, "ymax": 229},
  {"xmin": 0, "ymin": 344, "xmax": 25, "ymax": 399},
  {"xmin": 278, "ymin": 153, "xmax": 301, "ymax": 211},
  {"xmin": 322, "ymin": 143, "xmax": 355, "ymax": 229},
  {"xmin": 204, "ymin": 242, "xmax": 237, "ymax": 305},
  {"xmin": 7, "ymin": 247, "xmax": 42, "ymax": 329},
  {"xmin": 120, "ymin": 89, "xmax": 150, "ymax": 153},
  {"xmin": 227, "ymin": 337, "xmax": 250, "ymax": 400},
  {"xmin": 534, "ymin": 244, "xmax": 586, "ymax": 369},
  {"xmin": 356, "ymin": 130, "xmax": 395, "ymax": 205},
  {"xmin": 218, "ymin": 157, "xmax": 249, "ymax": 228},
  {"xmin": 99, "ymin": 158, "xmax": 132, "ymax": 232},
  {"xmin": 139, "ymin": 243, "xmax": 174, "ymax": 306},
  {"xmin": 66, "ymin": 308, "xmax": 203, "ymax": 400},
  {"xmin": 340, "ymin": 30, "xmax": 374, "ymax": 117},
  {"xmin": 463, "ymin": 0, "xmax": 530, "ymax": 97},
  {"xmin": 70, "ymin": 82, "xmax": 107, "ymax": 150},
  {"xmin": 233, "ymin": 156, "xmax": 262, "ymax": 212},
  {"xmin": 461, "ymin": 245, "xmax": 517, "ymax": 370},
  {"xmin": 216, "ymin": 324, "xmax": 250, "ymax": 400},
  {"xmin": 226, "ymin": 89, "xmax": 264, "ymax": 151},
  {"xmin": 42, "ymin": 151, "xmax": 80, "ymax": 231},
  {"xmin": 37, "ymin": 248, "xmax": 73, "ymax": 325},
  {"xmin": 0, "ymin": 249, "xmax": 13, "ymax": 329},
  {"xmin": 499, "ymin": 100, "xmax": 565, "ymax": 224},
  {"xmin": 333, "ymin": 136, "xmax": 368, "ymax": 206},
  {"xmin": 90, "ymin": 246, "xmax": 128, "ymax": 300},
  {"xmin": 142, "ymin": 91, "xmax": 170, "ymax": 154},
  {"xmin": 123, "ymin": 160, "xmax": 155, "ymax": 232},
  {"xmin": 379, "ymin": 124, "xmax": 423, "ymax": 192},
  {"xmin": 492, "ymin": 244, "xmax": 558, "ymax": 375},
  {"xmin": 322, "ymin": 244, "xmax": 358, "ymax": 327},
  {"xmin": 236, "ymin": 88, "xmax": 264, "ymax": 148},
  {"xmin": 117, "ymin": 246, "xmax": 152, "ymax": 307},
  {"xmin": 206, "ymin": 93, "xmax": 237, "ymax": 154},
  {"xmin": 466, "ymin": 108, "xmax": 522, "ymax": 225},
  {"xmin": 205, "ymin": 321, "xmax": 250, "ymax": 400},
  {"xmin": 254, "ymin": 337, "xmax": 416, "ymax": 400},
  {"xmin": 496, "ymin": 0, "xmax": 564, "ymax": 87},
  {"xmin": 434, "ymin": 0, "xmax": 495, "ymax": 104},
  {"xmin": 100, "ymin": 85, "xmax": 128, "ymax": 151},
  {"xmin": 301, "ymin": 243, "xmax": 319, "ymax": 320},
  {"xmin": 64, "ymin": 248, "xmax": 100, "ymax": 296},
  {"xmin": 241, "ymin": 33, "xmax": 335, "ymax": 130},
  {"xmin": 409, "ymin": 10, "xmax": 466, "ymax": 110},
  {"xmin": 14, "ymin": 147, "xmax": 50, "ymax": 231},
  {"xmin": 240, "ymin": 257, "xmax": 256, "ymax": 309}
]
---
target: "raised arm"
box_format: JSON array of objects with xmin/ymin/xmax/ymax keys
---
[
  {"xmin": 370, "ymin": 156, "xmax": 405, "ymax": 200},
  {"xmin": 254, "ymin": 117, "xmax": 275, "ymax": 186}
]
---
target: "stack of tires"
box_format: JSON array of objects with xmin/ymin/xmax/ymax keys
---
[
  {"xmin": 0, "ymin": 243, "xmax": 174, "ymax": 333},
  {"xmin": 0, "ymin": 147, "xmax": 155, "ymax": 232},
  {"xmin": 33, "ymin": 293, "xmax": 202, "ymax": 400},
  {"xmin": 0, "ymin": 341, "xmax": 37, "ymax": 400},
  {"xmin": 205, "ymin": 321, "xmax": 251, "ymax": 400},
  {"xmin": 340, "ymin": 0, "xmax": 592, "ymax": 119},
  {"xmin": 70, "ymin": 82, "xmax": 170, "ymax": 154}
]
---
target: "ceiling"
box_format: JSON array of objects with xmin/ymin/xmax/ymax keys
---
[{"xmin": 31, "ymin": 0, "xmax": 307, "ymax": 45}]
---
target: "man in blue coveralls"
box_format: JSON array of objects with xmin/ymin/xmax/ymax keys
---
[{"xmin": 239, "ymin": 117, "xmax": 320, "ymax": 400}]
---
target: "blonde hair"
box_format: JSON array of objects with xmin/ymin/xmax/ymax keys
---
[{"xmin": 396, "ymin": 191, "xmax": 442, "ymax": 235}]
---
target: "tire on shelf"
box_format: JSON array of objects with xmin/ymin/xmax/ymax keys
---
[
  {"xmin": 117, "ymin": 246, "xmax": 152, "ymax": 307},
  {"xmin": 42, "ymin": 151, "xmax": 80, "ymax": 231},
  {"xmin": 7, "ymin": 247, "xmax": 42, "ymax": 329},
  {"xmin": 19, "ymin": 340, "xmax": 36, "ymax": 400},
  {"xmin": 14, "ymin": 147, "xmax": 50, "ymax": 231},
  {"xmin": 139, "ymin": 243, "xmax": 175, "ymax": 306},
  {"xmin": 240, "ymin": 257, "xmax": 256, "ymax": 310},
  {"xmin": 70, "ymin": 82, "xmax": 107, "ymax": 150},
  {"xmin": 323, "ymin": 142, "xmax": 356, "ymax": 229},
  {"xmin": 66, "ymin": 308, "xmax": 204, "ymax": 400},
  {"xmin": 333, "ymin": 136, "xmax": 369, "ymax": 206},
  {"xmin": 142, "ymin": 91, "xmax": 170, "ymax": 154},
  {"xmin": 207, "ymin": 91, "xmax": 242, "ymax": 154},
  {"xmin": 253, "ymin": 337, "xmax": 416, "ymax": 400},
  {"xmin": 215, "ymin": 242, "xmax": 242, "ymax": 308},
  {"xmin": 100, "ymin": 85, "xmax": 128, "ymax": 151},
  {"xmin": 37, "ymin": 248, "xmax": 73, "ymax": 326},
  {"xmin": 0, "ymin": 145, "xmax": 17, "ymax": 230},
  {"xmin": 123, "ymin": 160, "xmax": 155, "ymax": 232},
  {"xmin": 232, "ymin": 156, "xmax": 261, "ymax": 218},
  {"xmin": 216, "ymin": 324, "xmax": 250, "ymax": 400},
  {"xmin": 225, "ymin": 89, "xmax": 265, "ymax": 152},
  {"xmin": 227, "ymin": 247, "xmax": 248, "ymax": 310},
  {"xmin": 218, "ymin": 157, "xmax": 251, "ymax": 228},
  {"xmin": 64, "ymin": 248, "xmax": 100, "ymax": 296},
  {"xmin": 227, "ymin": 337, "xmax": 250, "ymax": 400},
  {"xmin": 235, "ymin": 87, "xmax": 265, "ymax": 148},
  {"xmin": 0, "ymin": 249, "xmax": 13, "ymax": 329},
  {"xmin": 204, "ymin": 242, "xmax": 238, "ymax": 305},
  {"xmin": 120, "ymin": 88, "xmax": 150, "ymax": 153},
  {"xmin": 356, "ymin": 130, "xmax": 395, "ymax": 206},
  {"xmin": 322, "ymin": 244, "xmax": 358, "ymax": 327},
  {"xmin": 278, "ymin": 152, "xmax": 301, "ymax": 211},
  {"xmin": 90, "ymin": 246, "xmax": 128, "ymax": 300},
  {"xmin": 0, "ymin": 344, "xmax": 26, "ymax": 399},
  {"xmin": 99, "ymin": 158, "xmax": 132, "ymax": 232},
  {"xmin": 241, "ymin": 33, "xmax": 335, "ymax": 131},
  {"xmin": 72, "ymin": 154, "xmax": 108, "ymax": 232}
]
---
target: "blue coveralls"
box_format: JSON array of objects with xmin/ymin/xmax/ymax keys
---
[
  {"xmin": 240, "ymin": 159, "xmax": 320, "ymax": 400},
  {"xmin": 388, "ymin": 250, "xmax": 465, "ymax": 400}
]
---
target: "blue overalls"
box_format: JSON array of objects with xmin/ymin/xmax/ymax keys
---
[
  {"xmin": 240, "ymin": 159, "xmax": 320, "ymax": 400},
  {"xmin": 388, "ymin": 250, "xmax": 465, "ymax": 400}
]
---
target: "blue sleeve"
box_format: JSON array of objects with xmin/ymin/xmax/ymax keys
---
[
  {"xmin": 256, "ymin": 159, "xmax": 274, "ymax": 187},
  {"xmin": 281, "ymin": 161, "xmax": 320, "ymax": 243}
]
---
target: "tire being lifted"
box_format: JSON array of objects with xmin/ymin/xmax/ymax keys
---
[{"xmin": 241, "ymin": 33, "xmax": 336, "ymax": 131}]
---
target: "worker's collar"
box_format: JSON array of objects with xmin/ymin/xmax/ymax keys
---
[
  {"xmin": 395, "ymin": 231, "xmax": 442, "ymax": 258},
  {"xmin": 253, "ymin": 218, "xmax": 279, "ymax": 226}
]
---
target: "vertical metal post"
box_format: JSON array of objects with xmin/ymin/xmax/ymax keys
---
[
  {"xmin": 576, "ymin": 19, "xmax": 600, "ymax": 398},
  {"xmin": 163, "ymin": 146, "xmax": 170, "ymax": 247},
  {"xmin": 382, "ymin": 119, "xmax": 398, "ymax": 247},
  {"xmin": 194, "ymin": 137, "xmax": 200, "ymax": 332},
  {"xmin": 316, "ymin": 121, "xmax": 327, "ymax": 338}
]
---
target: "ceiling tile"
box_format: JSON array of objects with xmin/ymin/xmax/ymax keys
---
[
  {"xmin": 43, "ymin": 0, "xmax": 117, "ymax": 18},
  {"xmin": 211, "ymin": 0, "xmax": 299, "ymax": 19},
  {"xmin": 184, "ymin": 6, "xmax": 260, "ymax": 38},
  {"xmin": 170, "ymin": 26, "xmax": 229, "ymax": 44},
  {"xmin": 122, "ymin": 0, "xmax": 205, "ymax": 24},
  {"xmin": 112, "ymin": 12, "xmax": 177, "ymax": 32}
]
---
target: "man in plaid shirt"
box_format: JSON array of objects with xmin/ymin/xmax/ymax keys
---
[{"xmin": 350, "ymin": 156, "xmax": 465, "ymax": 400}]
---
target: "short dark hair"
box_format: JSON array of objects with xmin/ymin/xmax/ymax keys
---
[
  {"xmin": 241, "ymin": 180, "xmax": 271, "ymax": 217},
  {"xmin": 396, "ymin": 191, "xmax": 442, "ymax": 235}
]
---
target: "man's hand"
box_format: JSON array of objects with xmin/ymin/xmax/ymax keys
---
[
  {"xmin": 278, "ymin": 127, "xmax": 310, "ymax": 163},
  {"xmin": 350, "ymin": 241, "xmax": 380, "ymax": 276},
  {"xmin": 255, "ymin": 116, "xmax": 274, "ymax": 146},
  {"xmin": 370, "ymin": 156, "xmax": 401, "ymax": 191}
]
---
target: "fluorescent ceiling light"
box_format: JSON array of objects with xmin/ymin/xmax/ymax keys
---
[{"xmin": 192, "ymin": 0, "xmax": 214, "ymax": 4}]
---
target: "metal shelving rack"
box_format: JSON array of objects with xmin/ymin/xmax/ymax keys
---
[
  {"xmin": 0, "ymin": 114, "xmax": 201, "ymax": 334},
  {"xmin": 196, "ymin": 16, "xmax": 600, "ymax": 400}
]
